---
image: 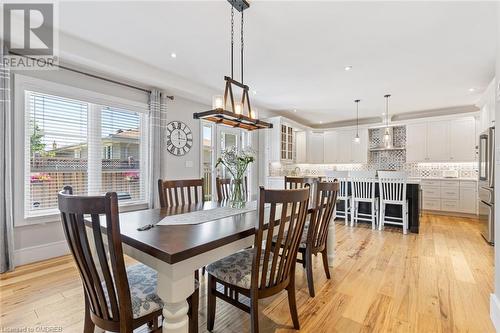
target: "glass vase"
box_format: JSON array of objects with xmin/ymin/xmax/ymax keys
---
[{"xmin": 230, "ymin": 177, "xmax": 246, "ymax": 209}]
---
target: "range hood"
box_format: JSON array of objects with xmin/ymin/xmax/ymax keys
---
[{"xmin": 369, "ymin": 126, "xmax": 406, "ymax": 151}]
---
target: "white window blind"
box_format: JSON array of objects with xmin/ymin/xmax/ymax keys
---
[{"xmin": 25, "ymin": 91, "xmax": 148, "ymax": 217}]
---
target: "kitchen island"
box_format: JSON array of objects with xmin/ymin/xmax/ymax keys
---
[{"xmin": 267, "ymin": 176, "xmax": 421, "ymax": 233}]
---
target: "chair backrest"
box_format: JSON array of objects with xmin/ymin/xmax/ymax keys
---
[
  {"xmin": 308, "ymin": 181, "xmax": 339, "ymax": 252},
  {"xmin": 252, "ymin": 186, "xmax": 310, "ymax": 295},
  {"xmin": 216, "ymin": 177, "xmax": 248, "ymax": 201},
  {"xmin": 284, "ymin": 176, "xmax": 317, "ymax": 189},
  {"xmin": 378, "ymin": 171, "xmax": 407, "ymax": 203},
  {"xmin": 323, "ymin": 170, "xmax": 349, "ymax": 197},
  {"xmin": 350, "ymin": 171, "xmax": 377, "ymax": 200},
  {"xmin": 58, "ymin": 186, "xmax": 133, "ymax": 332},
  {"xmin": 158, "ymin": 178, "xmax": 205, "ymax": 207}
]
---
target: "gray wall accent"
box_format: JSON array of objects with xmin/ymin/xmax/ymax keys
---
[{"xmin": 391, "ymin": 105, "xmax": 479, "ymax": 122}]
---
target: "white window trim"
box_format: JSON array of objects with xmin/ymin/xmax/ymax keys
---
[{"xmin": 14, "ymin": 74, "xmax": 150, "ymax": 226}]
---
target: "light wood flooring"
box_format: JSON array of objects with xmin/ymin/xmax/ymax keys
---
[{"xmin": 0, "ymin": 214, "xmax": 495, "ymax": 332}]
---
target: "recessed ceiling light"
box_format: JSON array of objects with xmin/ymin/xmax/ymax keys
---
[
  {"xmin": 468, "ymin": 87, "xmax": 476, "ymax": 92},
  {"xmin": 252, "ymin": 90, "xmax": 257, "ymax": 95},
  {"xmin": 293, "ymin": 109, "xmax": 297, "ymax": 113},
  {"xmin": 344, "ymin": 66, "xmax": 353, "ymax": 71},
  {"xmin": 170, "ymin": 53, "xmax": 177, "ymax": 58},
  {"xmin": 319, "ymin": 121, "xmax": 323, "ymax": 124}
]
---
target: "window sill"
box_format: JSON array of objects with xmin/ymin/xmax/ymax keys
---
[{"xmin": 17, "ymin": 202, "xmax": 150, "ymax": 227}]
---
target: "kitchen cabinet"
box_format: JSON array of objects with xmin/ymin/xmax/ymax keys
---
[
  {"xmin": 263, "ymin": 117, "xmax": 305, "ymax": 163},
  {"xmin": 308, "ymin": 132, "xmax": 325, "ymax": 163},
  {"xmin": 406, "ymin": 123, "xmax": 427, "ymax": 162},
  {"xmin": 449, "ymin": 118, "xmax": 476, "ymax": 161},
  {"xmin": 426, "ymin": 121, "xmax": 449, "ymax": 161},
  {"xmin": 406, "ymin": 117, "xmax": 476, "ymax": 162},
  {"xmin": 421, "ymin": 179, "xmax": 477, "ymax": 215},
  {"xmin": 323, "ymin": 131, "xmax": 338, "ymax": 163},
  {"xmin": 295, "ymin": 131, "xmax": 307, "ymax": 163},
  {"xmin": 336, "ymin": 130, "xmax": 352, "ymax": 163},
  {"xmin": 266, "ymin": 176, "xmax": 284, "ymax": 189},
  {"xmin": 351, "ymin": 129, "xmax": 368, "ymax": 163}
]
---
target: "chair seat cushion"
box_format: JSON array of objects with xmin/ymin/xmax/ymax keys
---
[
  {"xmin": 206, "ymin": 248, "xmax": 274, "ymax": 289},
  {"xmin": 126, "ymin": 263, "xmax": 164, "ymax": 318},
  {"xmin": 103, "ymin": 263, "xmax": 199, "ymax": 319}
]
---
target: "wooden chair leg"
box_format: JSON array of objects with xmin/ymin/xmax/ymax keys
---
[
  {"xmin": 189, "ymin": 286, "xmax": 199, "ymax": 333},
  {"xmin": 250, "ymin": 294, "xmax": 260, "ymax": 333},
  {"xmin": 83, "ymin": 297, "xmax": 95, "ymax": 333},
  {"xmin": 207, "ymin": 274, "xmax": 216, "ymax": 332},
  {"xmin": 305, "ymin": 249, "xmax": 315, "ymax": 297},
  {"xmin": 321, "ymin": 248, "xmax": 331, "ymax": 279},
  {"xmin": 286, "ymin": 276, "xmax": 300, "ymax": 330}
]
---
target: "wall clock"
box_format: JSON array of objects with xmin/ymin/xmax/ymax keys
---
[{"xmin": 165, "ymin": 121, "xmax": 193, "ymax": 156}]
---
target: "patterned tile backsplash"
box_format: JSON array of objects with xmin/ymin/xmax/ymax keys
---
[
  {"xmin": 269, "ymin": 124, "xmax": 477, "ymax": 178},
  {"xmin": 269, "ymin": 162, "xmax": 478, "ymax": 179}
]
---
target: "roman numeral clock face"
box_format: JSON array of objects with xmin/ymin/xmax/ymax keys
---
[{"xmin": 165, "ymin": 121, "xmax": 193, "ymax": 156}]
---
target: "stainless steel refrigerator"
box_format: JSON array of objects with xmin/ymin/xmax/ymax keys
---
[{"xmin": 478, "ymin": 126, "xmax": 495, "ymax": 245}]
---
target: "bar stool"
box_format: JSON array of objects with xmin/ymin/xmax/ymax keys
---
[
  {"xmin": 350, "ymin": 171, "xmax": 378, "ymax": 229},
  {"xmin": 378, "ymin": 171, "xmax": 409, "ymax": 234},
  {"xmin": 324, "ymin": 170, "xmax": 351, "ymax": 225}
]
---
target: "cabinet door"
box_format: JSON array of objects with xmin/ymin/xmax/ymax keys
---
[
  {"xmin": 406, "ymin": 123, "xmax": 427, "ymax": 162},
  {"xmin": 459, "ymin": 188, "xmax": 477, "ymax": 214},
  {"xmin": 449, "ymin": 118, "xmax": 476, "ymax": 162},
  {"xmin": 308, "ymin": 132, "xmax": 324, "ymax": 163},
  {"xmin": 337, "ymin": 130, "xmax": 353, "ymax": 163},
  {"xmin": 351, "ymin": 129, "xmax": 368, "ymax": 163},
  {"xmin": 323, "ymin": 131, "xmax": 338, "ymax": 163},
  {"xmin": 295, "ymin": 131, "xmax": 307, "ymax": 163},
  {"xmin": 426, "ymin": 121, "xmax": 449, "ymax": 161}
]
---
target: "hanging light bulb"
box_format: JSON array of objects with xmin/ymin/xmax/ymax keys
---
[
  {"xmin": 383, "ymin": 94, "xmax": 392, "ymax": 146},
  {"xmin": 212, "ymin": 95, "xmax": 224, "ymax": 110},
  {"xmin": 353, "ymin": 99, "xmax": 361, "ymax": 144}
]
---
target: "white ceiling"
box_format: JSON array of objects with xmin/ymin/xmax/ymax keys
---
[{"xmin": 56, "ymin": 1, "xmax": 497, "ymax": 126}]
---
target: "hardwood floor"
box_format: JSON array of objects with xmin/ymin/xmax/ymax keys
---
[{"xmin": 0, "ymin": 214, "xmax": 494, "ymax": 332}]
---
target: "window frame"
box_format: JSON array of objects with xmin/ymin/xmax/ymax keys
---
[{"xmin": 14, "ymin": 74, "xmax": 150, "ymax": 226}]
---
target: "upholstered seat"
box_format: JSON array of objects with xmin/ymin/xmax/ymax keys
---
[
  {"xmin": 104, "ymin": 263, "xmax": 199, "ymax": 319},
  {"xmin": 206, "ymin": 248, "xmax": 274, "ymax": 289}
]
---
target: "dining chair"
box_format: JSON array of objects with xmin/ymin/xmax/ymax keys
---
[
  {"xmin": 350, "ymin": 171, "xmax": 378, "ymax": 229},
  {"xmin": 324, "ymin": 170, "xmax": 351, "ymax": 225},
  {"xmin": 158, "ymin": 178, "xmax": 205, "ymax": 207},
  {"xmin": 284, "ymin": 176, "xmax": 318, "ymax": 189},
  {"xmin": 58, "ymin": 186, "xmax": 199, "ymax": 333},
  {"xmin": 215, "ymin": 176, "xmax": 248, "ymax": 201},
  {"xmin": 206, "ymin": 186, "xmax": 310, "ymax": 333},
  {"xmin": 378, "ymin": 171, "xmax": 409, "ymax": 234},
  {"xmin": 275, "ymin": 181, "xmax": 339, "ymax": 297}
]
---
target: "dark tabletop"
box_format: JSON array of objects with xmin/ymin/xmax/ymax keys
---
[{"xmin": 87, "ymin": 200, "xmax": 317, "ymax": 265}]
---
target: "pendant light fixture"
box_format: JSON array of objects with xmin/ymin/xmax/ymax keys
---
[
  {"xmin": 353, "ymin": 99, "xmax": 361, "ymax": 144},
  {"xmin": 193, "ymin": 0, "xmax": 272, "ymax": 131},
  {"xmin": 383, "ymin": 94, "xmax": 392, "ymax": 147}
]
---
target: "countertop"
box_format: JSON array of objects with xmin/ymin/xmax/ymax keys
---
[{"xmin": 267, "ymin": 175, "xmax": 477, "ymax": 184}]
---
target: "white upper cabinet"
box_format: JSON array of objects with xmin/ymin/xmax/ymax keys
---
[
  {"xmin": 426, "ymin": 120, "xmax": 450, "ymax": 161},
  {"xmin": 406, "ymin": 123, "xmax": 427, "ymax": 162},
  {"xmin": 323, "ymin": 131, "xmax": 338, "ymax": 163},
  {"xmin": 449, "ymin": 117, "xmax": 476, "ymax": 161},
  {"xmin": 295, "ymin": 131, "xmax": 307, "ymax": 163},
  {"xmin": 308, "ymin": 132, "xmax": 325, "ymax": 163},
  {"xmin": 406, "ymin": 117, "xmax": 476, "ymax": 162},
  {"xmin": 351, "ymin": 129, "xmax": 368, "ymax": 163},
  {"xmin": 336, "ymin": 130, "xmax": 353, "ymax": 163}
]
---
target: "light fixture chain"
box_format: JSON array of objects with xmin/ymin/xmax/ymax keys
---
[
  {"xmin": 241, "ymin": 10, "xmax": 244, "ymax": 84},
  {"xmin": 231, "ymin": 6, "xmax": 234, "ymax": 78}
]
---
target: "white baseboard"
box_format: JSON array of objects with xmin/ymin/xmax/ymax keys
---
[
  {"xmin": 490, "ymin": 293, "xmax": 500, "ymax": 332},
  {"xmin": 14, "ymin": 240, "xmax": 69, "ymax": 266}
]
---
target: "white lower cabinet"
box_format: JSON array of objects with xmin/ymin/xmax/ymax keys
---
[{"xmin": 421, "ymin": 179, "xmax": 477, "ymax": 214}]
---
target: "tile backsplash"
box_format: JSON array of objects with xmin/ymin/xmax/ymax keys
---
[{"xmin": 269, "ymin": 162, "xmax": 477, "ymax": 179}]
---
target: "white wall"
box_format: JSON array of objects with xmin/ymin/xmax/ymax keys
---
[{"xmin": 162, "ymin": 97, "xmax": 208, "ymax": 180}]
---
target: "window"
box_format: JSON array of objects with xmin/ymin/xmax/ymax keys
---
[{"xmin": 25, "ymin": 91, "xmax": 148, "ymax": 217}]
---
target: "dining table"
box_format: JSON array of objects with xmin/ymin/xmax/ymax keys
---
[{"xmin": 85, "ymin": 199, "xmax": 334, "ymax": 333}]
